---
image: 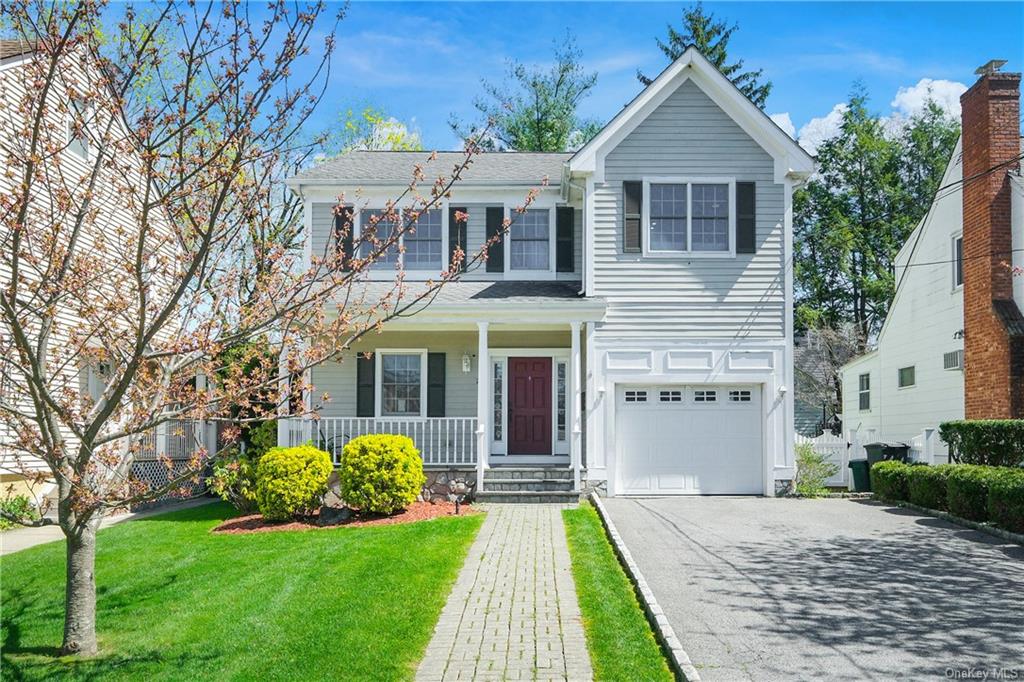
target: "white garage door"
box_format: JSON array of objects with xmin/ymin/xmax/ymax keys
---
[{"xmin": 615, "ymin": 385, "xmax": 763, "ymax": 495}]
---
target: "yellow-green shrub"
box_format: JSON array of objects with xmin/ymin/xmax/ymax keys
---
[
  {"xmin": 254, "ymin": 444, "xmax": 332, "ymax": 521},
  {"xmin": 339, "ymin": 434, "xmax": 426, "ymax": 515}
]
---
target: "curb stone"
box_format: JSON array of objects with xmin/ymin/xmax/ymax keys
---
[
  {"xmin": 588, "ymin": 493, "xmax": 701, "ymax": 682},
  {"xmin": 868, "ymin": 498, "xmax": 1024, "ymax": 546}
]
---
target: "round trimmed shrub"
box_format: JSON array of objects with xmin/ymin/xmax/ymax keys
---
[
  {"xmin": 947, "ymin": 465, "xmax": 1000, "ymax": 522},
  {"xmin": 870, "ymin": 460, "xmax": 910, "ymax": 501},
  {"xmin": 907, "ymin": 464, "xmax": 954, "ymax": 511},
  {"xmin": 254, "ymin": 444, "xmax": 333, "ymax": 521},
  {"xmin": 988, "ymin": 468, "xmax": 1024, "ymax": 534},
  {"xmin": 339, "ymin": 434, "xmax": 426, "ymax": 515}
]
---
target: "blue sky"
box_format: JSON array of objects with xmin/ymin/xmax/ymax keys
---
[{"xmin": 314, "ymin": 1, "xmax": 1023, "ymax": 149}]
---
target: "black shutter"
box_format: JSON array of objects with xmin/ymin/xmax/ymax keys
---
[
  {"xmin": 334, "ymin": 206, "xmax": 355, "ymax": 269},
  {"xmin": 427, "ymin": 353, "xmax": 446, "ymax": 417},
  {"xmin": 356, "ymin": 353, "xmax": 374, "ymax": 417},
  {"xmin": 623, "ymin": 182, "xmax": 642, "ymax": 253},
  {"xmin": 556, "ymin": 206, "xmax": 575, "ymax": 273},
  {"xmin": 448, "ymin": 206, "xmax": 467, "ymax": 273},
  {"xmin": 485, "ymin": 207, "xmax": 504, "ymax": 273},
  {"xmin": 736, "ymin": 182, "xmax": 756, "ymax": 254}
]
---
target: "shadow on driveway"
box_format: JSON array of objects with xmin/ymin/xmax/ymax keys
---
[{"xmin": 603, "ymin": 497, "xmax": 1024, "ymax": 681}]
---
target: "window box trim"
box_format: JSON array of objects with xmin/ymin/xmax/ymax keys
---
[
  {"xmin": 641, "ymin": 176, "xmax": 736, "ymax": 259},
  {"xmin": 374, "ymin": 348, "xmax": 428, "ymax": 419}
]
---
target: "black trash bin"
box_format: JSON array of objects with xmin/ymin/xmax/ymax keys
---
[
  {"xmin": 864, "ymin": 441, "xmax": 910, "ymax": 465},
  {"xmin": 848, "ymin": 459, "xmax": 872, "ymax": 492}
]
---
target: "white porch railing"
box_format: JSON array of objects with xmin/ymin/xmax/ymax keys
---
[
  {"xmin": 280, "ymin": 417, "xmax": 478, "ymax": 467},
  {"xmin": 136, "ymin": 419, "xmax": 217, "ymax": 460},
  {"xmin": 796, "ymin": 432, "xmax": 849, "ymax": 487}
]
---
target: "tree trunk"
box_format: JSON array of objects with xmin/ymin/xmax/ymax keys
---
[{"xmin": 61, "ymin": 523, "xmax": 98, "ymax": 655}]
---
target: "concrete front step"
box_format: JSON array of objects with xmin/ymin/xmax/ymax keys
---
[
  {"xmin": 483, "ymin": 479, "xmax": 575, "ymax": 492},
  {"xmin": 476, "ymin": 490, "xmax": 582, "ymax": 504},
  {"xmin": 484, "ymin": 467, "xmax": 574, "ymax": 481}
]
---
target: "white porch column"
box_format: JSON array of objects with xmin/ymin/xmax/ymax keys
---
[
  {"xmin": 476, "ymin": 322, "xmax": 490, "ymax": 491},
  {"xmin": 277, "ymin": 344, "xmax": 291, "ymax": 447},
  {"xmin": 570, "ymin": 321, "xmax": 582, "ymax": 492}
]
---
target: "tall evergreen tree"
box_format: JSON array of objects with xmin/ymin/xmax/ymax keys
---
[
  {"xmin": 451, "ymin": 35, "xmax": 599, "ymax": 152},
  {"xmin": 639, "ymin": 2, "xmax": 772, "ymax": 109}
]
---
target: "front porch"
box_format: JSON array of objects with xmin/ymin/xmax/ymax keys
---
[{"xmin": 278, "ymin": 283, "xmax": 604, "ymax": 493}]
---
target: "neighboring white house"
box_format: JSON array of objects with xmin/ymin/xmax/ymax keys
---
[
  {"xmin": 280, "ymin": 47, "xmax": 814, "ymax": 497},
  {"xmin": 841, "ymin": 65, "xmax": 1024, "ymax": 460}
]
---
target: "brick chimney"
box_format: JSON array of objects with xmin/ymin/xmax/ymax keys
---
[{"xmin": 960, "ymin": 62, "xmax": 1024, "ymax": 418}]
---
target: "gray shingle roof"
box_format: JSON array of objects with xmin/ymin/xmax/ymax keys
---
[
  {"xmin": 353, "ymin": 280, "xmax": 588, "ymax": 307},
  {"xmin": 291, "ymin": 150, "xmax": 570, "ymax": 185}
]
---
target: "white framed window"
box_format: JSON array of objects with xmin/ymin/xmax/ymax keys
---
[
  {"xmin": 858, "ymin": 373, "xmax": 870, "ymax": 411},
  {"xmin": 492, "ymin": 360, "xmax": 503, "ymax": 442},
  {"xmin": 728, "ymin": 390, "xmax": 751, "ymax": 403},
  {"xmin": 510, "ymin": 209, "xmax": 551, "ymax": 270},
  {"xmin": 693, "ymin": 389, "xmax": 717, "ymax": 403},
  {"xmin": 952, "ymin": 235, "xmax": 963, "ymax": 288},
  {"xmin": 897, "ymin": 366, "xmax": 915, "ymax": 389},
  {"xmin": 624, "ymin": 390, "xmax": 647, "ymax": 403},
  {"xmin": 556, "ymin": 361, "xmax": 567, "ymax": 441},
  {"xmin": 643, "ymin": 177, "xmax": 735, "ymax": 257},
  {"xmin": 375, "ymin": 350, "xmax": 427, "ymax": 417},
  {"xmin": 67, "ymin": 99, "xmax": 90, "ymax": 160},
  {"xmin": 359, "ymin": 208, "xmax": 445, "ymax": 271}
]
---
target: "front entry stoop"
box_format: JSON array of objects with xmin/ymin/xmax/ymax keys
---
[{"xmin": 476, "ymin": 467, "xmax": 581, "ymax": 504}]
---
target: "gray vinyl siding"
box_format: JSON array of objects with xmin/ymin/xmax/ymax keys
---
[
  {"xmin": 595, "ymin": 78, "xmax": 785, "ymax": 339},
  {"xmin": 308, "ymin": 201, "xmax": 582, "ymax": 280},
  {"xmin": 312, "ymin": 330, "xmax": 571, "ymax": 418}
]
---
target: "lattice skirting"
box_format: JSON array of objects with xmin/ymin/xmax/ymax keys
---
[{"xmin": 130, "ymin": 459, "xmax": 208, "ymax": 510}]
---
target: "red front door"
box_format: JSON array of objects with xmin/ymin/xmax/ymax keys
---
[{"xmin": 508, "ymin": 357, "xmax": 553, "ymax": 455}]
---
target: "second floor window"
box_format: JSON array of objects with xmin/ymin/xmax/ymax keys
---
[
  {"xmin": 67, "ymin": 99, "xmax": 90, "ymax": 159},
  {"xmin": 511, "ymin": 209, "xmax": 550, "ymax": 270},
  {"xmin": 403, "ymin": 209, "xmax": 442, "ymax": 270},
  {"xmin": 359, "ymin": 209, "xmax": 401, "ymax": 266},
  {"xmin": 898, "ymin": 366, "xmax": 915, "ymax": 388},
  {"xmin": 646, "ymin": 180, "xmax": 731, "ymax": 255}
]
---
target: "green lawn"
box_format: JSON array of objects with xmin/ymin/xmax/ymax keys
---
[
  {"xmin": 1, "ymin": 502, "xmax": 483, "ymax": 681},
  {"xmin": 563, "ymin": 503, "xmax": 674, "ymax": 682}
]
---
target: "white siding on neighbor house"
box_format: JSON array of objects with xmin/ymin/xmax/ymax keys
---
[
  {"xmin": 311, "ymin": 329, "xmax": 571, "ymax": 418},
  {"xmin": 593, "ymin": 79, "xmax": 785, "ymax": 339},
  {"xmin": 308, "ymin": 198, "xmax": 583, "ymax": 281},
  {"xmin": 841, "ymin": 142, "xmax": 965, "ymax": 456}
]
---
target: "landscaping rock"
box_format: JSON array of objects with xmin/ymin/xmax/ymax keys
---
[{"xmin": 317, "ymin": 504, "xmax": 353, "ymax": 526}]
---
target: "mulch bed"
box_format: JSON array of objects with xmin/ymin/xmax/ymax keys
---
[{"xmin": 211, "ymin": 500, "xmax": 479, "ymax": 534}]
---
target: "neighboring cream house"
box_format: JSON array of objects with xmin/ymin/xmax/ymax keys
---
[
  {"xmin": 841, "ymin": 65, "xmax": 1024, "ymax": 459},
  {"xmin": 280, "ymin": 48, "xmax": 814, "ymax": 498}
]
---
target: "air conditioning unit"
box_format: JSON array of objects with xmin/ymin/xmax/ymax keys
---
[{"xmin": 943, "ymin": 349, "xmax": 964, "ymax": 371}]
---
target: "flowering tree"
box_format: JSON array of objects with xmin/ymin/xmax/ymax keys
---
[{"xmin": 0, "ymin": 0, "xmax": 535, "ymax": 655}]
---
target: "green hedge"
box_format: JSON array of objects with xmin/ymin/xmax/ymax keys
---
[
  {"xmin": 907, "ymin": 464, "xmax": 954, "ymax": 511},
  {"xmin": 939, "ymin": 420, "xmax": 1024, "ymax": 467},
  {"xmin": 870, "ymin": 461, "xmax": 911, "ymax": 501},
  {"xmin": 988, "ymin": 469, "xmax": 1024, "ymax": 534},
  {"xmin": 946, "ymin": 465, "xmax": 1001, "ymax": 522}
]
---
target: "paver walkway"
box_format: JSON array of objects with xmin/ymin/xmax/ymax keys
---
[{"xmin": 416, "ymin": 504, "xmax": 593, "ymax": 682}]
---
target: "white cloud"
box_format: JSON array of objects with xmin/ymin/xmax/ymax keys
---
[
  {"xmin": 797, "ymin": 103, "xmax": 848, "ymax": 155},
  {"xmin": 769, "ymin": 112, "xmax": 796, "ymax": 139},
  {"xmin": 890, "ymin": 78, "xmax": 967, "ymax": 118}
]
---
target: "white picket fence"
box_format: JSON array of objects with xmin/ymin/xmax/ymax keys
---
[
  {"xmin": 796, "ymin": 427, "xmax": 946, "ymax": 490},
  {"xmin": 795, "ymin": 433, "xmax": 850, "ymax": 487}
]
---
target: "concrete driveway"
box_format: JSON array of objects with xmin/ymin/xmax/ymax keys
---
[{"xmin": 602, "ymin": 497, "xmax": 1024, "ymax": 681}]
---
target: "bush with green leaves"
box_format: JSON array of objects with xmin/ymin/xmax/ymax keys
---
[
  {"xmin": 987, "ymin": 468, "xmax": 1024, "ymax": 534},
  {"xmin": 906, "ymin": 464, "xmax": 954, "ymax": 511},
  {"xmin": 946, "ymin": 465, "xmax": 1001, "ymax": 522},
  {"xmin": 870, "ymin": 460, "xmax": 911, "ymax": 501},
  {"xmin": 794, "ymin": 443, "xmax": 839, "ymax": 497},
  {"xmin": 0, "ymin": 493, "xmax": 38, "ymax": 530},
  {"xmin": 339, "ymin": 434, "xmax": 426, "ymax": 515},
  {"xmin": 939, "ymin": 420, "xmax": 1024, "ymax": 467},
  {"xmin": 208, "ymin": 446, "xmax": 259, "ymax": 514},
  {"xmin": 254, "ymin": 444, "xmax": 333, "ymax": 521}
]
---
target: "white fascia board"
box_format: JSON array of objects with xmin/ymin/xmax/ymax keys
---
[
  {"xmin": 286, "ymin": 178, "xmax": 559, "ymax": 191},
  {"xmin": 568, "ymin": 47, "xmax": 814, "ymax": 184},
  {"xmin": 296, "ymin": 185, "xmax": 565, "ymax": 207}
]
